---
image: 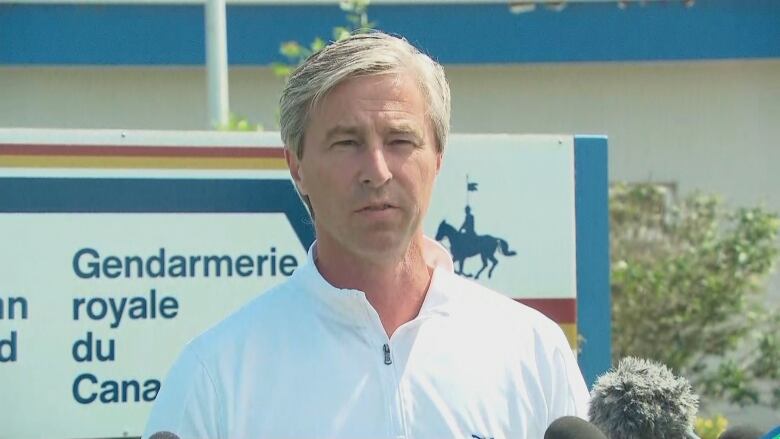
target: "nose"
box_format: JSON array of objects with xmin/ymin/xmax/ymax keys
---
[{"xmin": 359, "ymin": 144, "xmax": 392, "ymax": 188}]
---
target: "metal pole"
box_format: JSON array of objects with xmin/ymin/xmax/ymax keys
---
[{"xmin": 205, "ymin": 0, "xmax": 229, "ymax": 129}]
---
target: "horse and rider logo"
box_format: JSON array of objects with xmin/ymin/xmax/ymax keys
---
[{"xmin": 435, "ymin": 176, "xmax": 517, "ymax": 280}]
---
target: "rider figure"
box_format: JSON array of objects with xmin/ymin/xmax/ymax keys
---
[{"xmin": 459, "ymin": 205, "xmax": 476, "ymax": 238}]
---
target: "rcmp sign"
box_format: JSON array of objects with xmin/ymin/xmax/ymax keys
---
[{"xmin": 0, "ymin": 129, "xmax": 607, "ymax": 439}]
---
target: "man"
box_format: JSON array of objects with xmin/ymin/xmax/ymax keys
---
[
  {"xmin": 144, "ymin": 32, "xmax": 589, "ymax": 439},
  {"xmin": 460, "ymin": 205, "xmax": 476, "ymax": 237}
]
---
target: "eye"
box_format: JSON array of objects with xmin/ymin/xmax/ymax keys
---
[
  {"xmin": 389, "ymin": 138, "xmax": 416, "ymax": 147},
  {"xmin": 332, "ymin": 139, "xmax": 358, "ymax": 148}
]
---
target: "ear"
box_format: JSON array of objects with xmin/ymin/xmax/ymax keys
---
[
  {"xmin": 435, "ymin": 152, "xmax": 443, "ymax": 175},
  {"xmin": 284, "ymin": 148, "xmax": 308, "ymax": 196}
]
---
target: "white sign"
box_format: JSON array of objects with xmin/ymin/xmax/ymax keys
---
[{"xmin": 0, "ymin": 130, "xmax": 578, "ymax": 439}]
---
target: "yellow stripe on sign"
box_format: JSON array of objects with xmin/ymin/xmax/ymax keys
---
[
  {"xmin": 0, "ymin": 156, "xmax": 288, "ymax": 170},
  {"xmin": 559, "ymin": 323, "xmax": 578, "ymax": 350}
]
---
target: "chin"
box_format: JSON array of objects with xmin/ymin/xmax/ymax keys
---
[{"xmin": 352, "ymin": 234, "xmax": 411, "ymax": 260}]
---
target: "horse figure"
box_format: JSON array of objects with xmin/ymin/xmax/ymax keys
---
[{"xmin": 434, "ymin": 220, "xmax": 517, "ymax": 280}]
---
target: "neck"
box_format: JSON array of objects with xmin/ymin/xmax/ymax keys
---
[{"xmin": 314, "ymin": 236, "xmax": 433, "ymax": 337}]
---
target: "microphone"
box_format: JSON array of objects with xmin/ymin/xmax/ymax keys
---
[
  {"xmin": 719, "ymin": 425, "xmax": 765, "ymax": 439},
  {"xmin": 148, "ymin": 432, "xmax": 180, "ymax": 439},
  {"xmin": 589, "ymin": 356, "xmax": 701, "ymax": 439},
  {"xmin": 544, "ymin": 416, "xmax": 608, "ymax": 439}
]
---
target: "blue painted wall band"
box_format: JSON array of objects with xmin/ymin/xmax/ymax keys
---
[{"xmin": 2, "ymin": 0, "xmax": 778, "ymax": 66}]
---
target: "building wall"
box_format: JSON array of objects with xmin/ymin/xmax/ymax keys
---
[
  {"xmin": 3, "ymin": 59, "xmax": 778, "ymax": 208},
  {"xmin": 448, "ymin": 60, "xmax": 780, "ymax": 208}
]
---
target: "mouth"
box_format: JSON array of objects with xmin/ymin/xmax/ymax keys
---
[{"xmin": 357, "ymin": 202, "xmax": 396, "ymax": 212}]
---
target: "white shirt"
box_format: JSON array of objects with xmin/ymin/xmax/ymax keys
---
[{"xmin": 144, "ymin": 237, "xmax": 589, "ymax": 439}]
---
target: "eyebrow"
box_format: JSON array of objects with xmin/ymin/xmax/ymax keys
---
[
  {"xmin": 323, "ymin": 123, "xmax": 424, "ymax": 142},
  {"xmin": 386, "ymin": 123, "xmax": 423, "ymax": 140},
  {"xmin": 324, "ymin": 125, "xmax": 362, "ymax": 142}
]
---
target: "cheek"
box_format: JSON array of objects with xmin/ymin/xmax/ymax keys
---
[
  {"xmin": 399, "ymin": 160, "xmax": 438, "ymax": 211},
  {"xmin": 413, "ymin": 155, "xmax": 439, "ymax": 189},
  {"xmin": 299, "ymin": 162, "xmax": 327, "ymax": 195},
  {"xmin": 303, "ymin": 165, "xmax": 350, "ymax": 207}
]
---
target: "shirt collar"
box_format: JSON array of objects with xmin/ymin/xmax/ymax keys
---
[{"xmin": 291, "ymin": 236, "xmax": 456, "ymax": 326}]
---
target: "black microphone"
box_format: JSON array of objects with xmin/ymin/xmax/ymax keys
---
[
  {"xmin": 719, "ymin": 426, "xmax": 765, "ymax": 439},
  {"xmin": 148, "ymin": 432, "xmax": 180, "ymax": 439},
  {"xmin": 589, "ymin": 356, "xmax": 701, "ymax": 439},
  {"xmin": 544, "ymin": 416, "xmax": 608, "ymax": 439}
]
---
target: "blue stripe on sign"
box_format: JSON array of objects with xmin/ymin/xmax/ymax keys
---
[
  {"xmin": 574, "ymin": 136, "xmax": 611, "ymax": 387},
  {"xmin": 0, "ymin": 178, "xmax": 315, "ymax": 249},
  {"xmin": 1, "ymin": 0, "xmax": 778, "ymax": 65}
]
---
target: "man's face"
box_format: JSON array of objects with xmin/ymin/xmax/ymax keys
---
[{"xmin": 286, "ymin": 72, "xmax": 442, "ymax": 263}]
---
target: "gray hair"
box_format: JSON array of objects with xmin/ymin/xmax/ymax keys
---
[{"xmin": 279, "ymin": 31, "xmax": 451, "ymax": 159}]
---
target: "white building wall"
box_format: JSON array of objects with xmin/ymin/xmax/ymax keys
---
[
  {"xmin": 448, "ymin": 60, "xmax": 780, "ymax": 210},
  {"xmin": 2, "ymin": 60, "xmax": 778, "ymax": 208}
]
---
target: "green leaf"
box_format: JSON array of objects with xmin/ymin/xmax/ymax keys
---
[
  {"xmin": 271, "ymin": 64, "xmax": 293, "ymax": 79},
  {"xmin": 333, "ymin": 26, "xmax": 351, "ymax": 41},
  {"xmin": 310, "ymin": 37, "xmax": 326, "ymax": 53},
  {"xmin": 218, "ymin": 113, "xmax": 263, "ymax": 132},
  {"xmin": 280, "ymin": 41, "xmax": 303, "ymax": 59}
]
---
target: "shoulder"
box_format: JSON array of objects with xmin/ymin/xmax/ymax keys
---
[
  {"xmin": 436, "ymin": 269, "xmax": 566, "ymax": 341},
  {"xmin": 432, "ymin": 270, "xmax": 589, "ymax": 417},
  {"xmin": 192, "ymin": 278, "xmax": 308, "ymax": 358},
  {"xmin": 145, "ymin": 278, "xmax": 311, "ymax": 437},
  {"xmin": 163, "ymin": 276, "xmax": 306, "ymax": 379},
  {"xmin": 144, "ymin": 341, "xmax": 223, "ymax": 438}
]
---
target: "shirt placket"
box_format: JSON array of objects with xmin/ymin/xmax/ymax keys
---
[{"xmin": 358, "ymin": 297, "xmax": 408, "ymax": 439}]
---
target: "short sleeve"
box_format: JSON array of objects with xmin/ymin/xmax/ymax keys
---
[{"xmin": 143, "ymin": 343, "xmax": 222, "ymax": 439}]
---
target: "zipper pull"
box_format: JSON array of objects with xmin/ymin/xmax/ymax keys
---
[{"xmin": 383, "ymin": 343, "xmax": 392, "ymax": 365}]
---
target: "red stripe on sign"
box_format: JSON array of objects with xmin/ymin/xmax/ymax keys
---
[
  {"xmin": 0, "ymin": 144, "xmax": 284, "ymax": 158},
  {"xmin": 515, "ymin": 298, "xmax": 576, "ymax": 323}
]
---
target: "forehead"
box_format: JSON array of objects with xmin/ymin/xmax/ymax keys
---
[{"xmin": 311, "ymin": 73, "xmax": 428, "ymax": 125}]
